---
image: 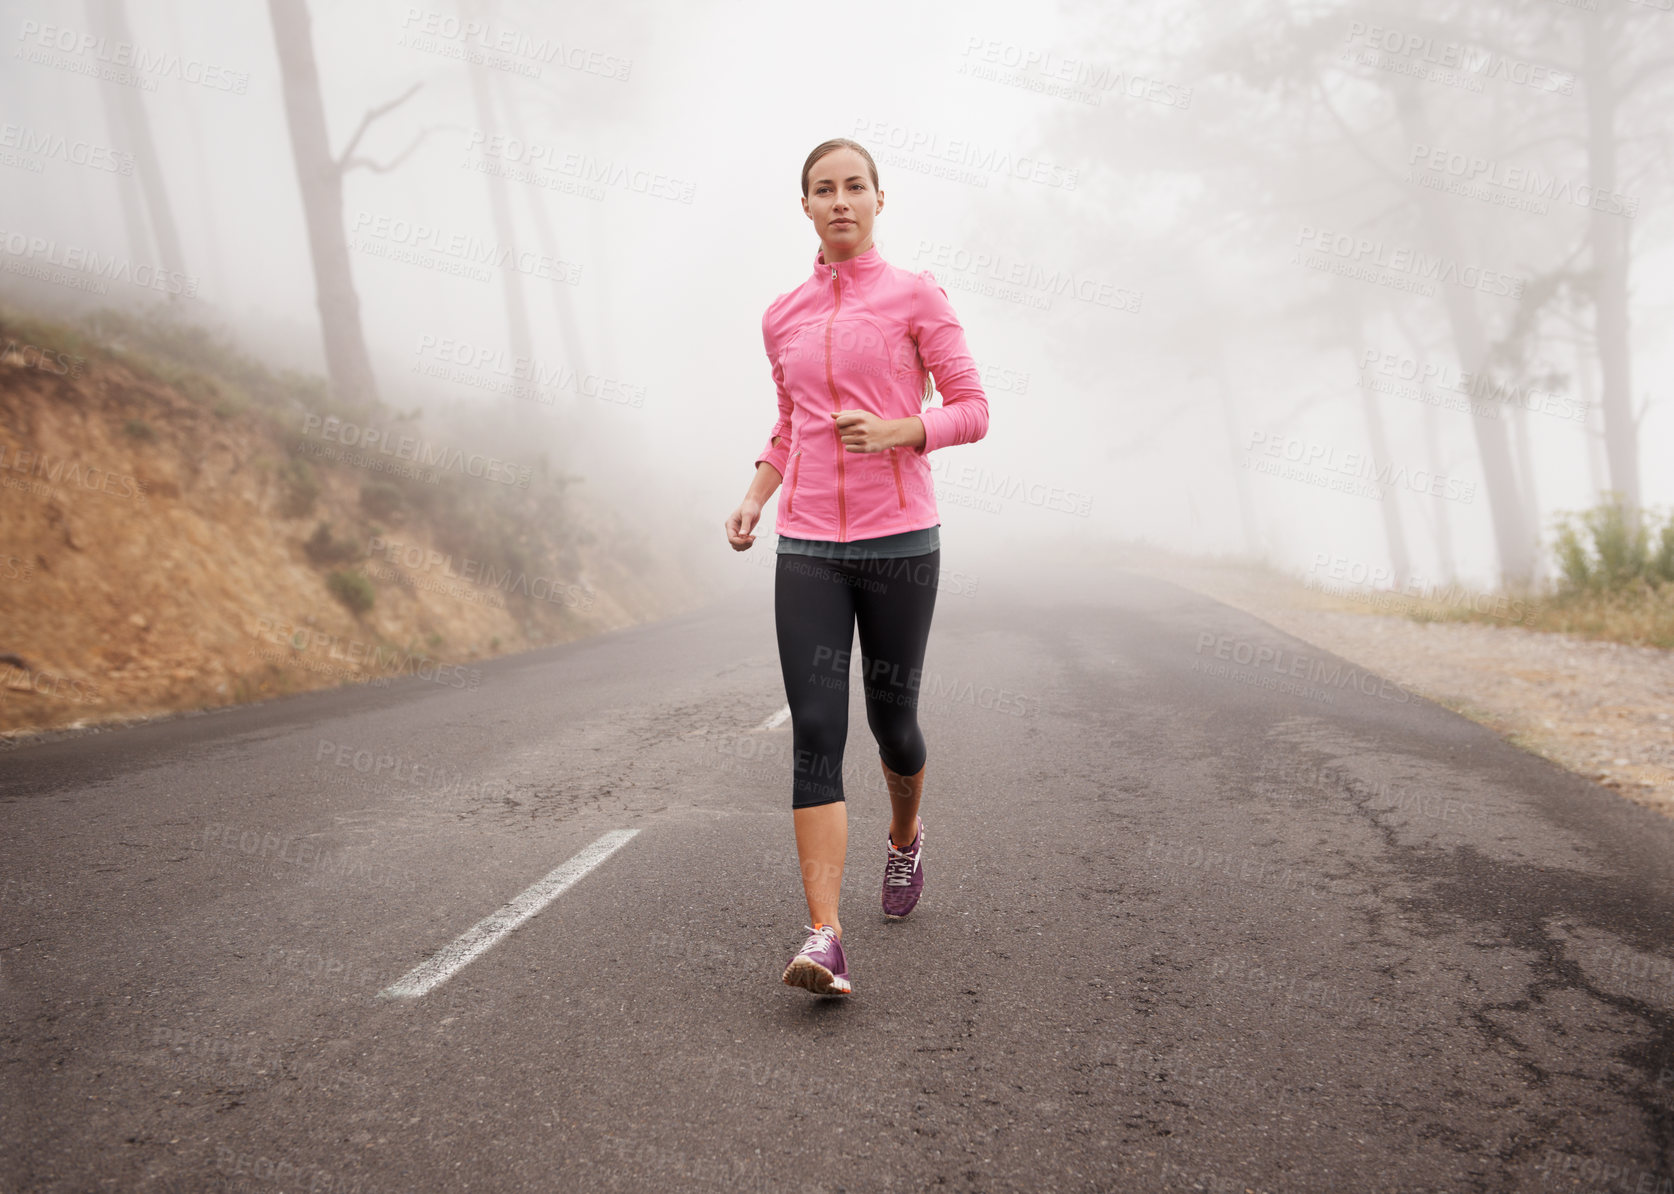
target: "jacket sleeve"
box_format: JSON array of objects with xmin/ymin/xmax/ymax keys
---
[
  {"xmin": 753, "ymin": 311, "xmax": 792, "ymax": 478},
  {"xmin": 907, "ymin": 270, "xmax": 989, "ymax": 457}
]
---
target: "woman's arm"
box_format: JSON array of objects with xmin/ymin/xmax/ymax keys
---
[
  {"xmin": 753, "ymin": 315, "xmax": 794, "ymax": 478},
  {"xmin": 728, "ymin": 317, "xmax": 792, "ymax": 550},
  {"xmin": 726, "ymin": 455, "xmax": 782, "ymax": 550},
  {"xmin": 832, "ymin": 411, "xmax": 926, "ymax": 452},
  {"xmin": 905, "ymin": 270, "xmax": 990, "ymax": 456},
  {"xmin": 747, "ymin": 456, "xmax": 782, "ymax": 502}
]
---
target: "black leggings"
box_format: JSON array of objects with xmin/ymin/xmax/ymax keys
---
[{"xmin": 774, "ymin": 549, "xmax": 940, "ymax": 809}]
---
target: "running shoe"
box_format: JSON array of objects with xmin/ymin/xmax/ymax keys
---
[
  {"xmin": 882, "ymin": 817, "xmax": 924, "ymax": 919},
  {"xmin": 781, "ymin": 922, "xmax": 851, "ymax": 996}
]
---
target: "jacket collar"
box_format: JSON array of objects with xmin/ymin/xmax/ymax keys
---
[{"xmin": 813, "ymin": 242, "xmax": 887, "ymax": 285}]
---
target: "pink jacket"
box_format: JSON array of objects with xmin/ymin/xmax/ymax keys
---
[{"xmin": 753, "ymin": 244, "xmax": 989, "ymax": 541}]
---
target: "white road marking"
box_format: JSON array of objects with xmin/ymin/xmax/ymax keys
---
[
  {"xmin": 759, "ymin": 705, "xmax": 791, "ymax": 730},
  {"xmin": 377, "ymin": 829, "xmax": 640, "ymax": 1000}
]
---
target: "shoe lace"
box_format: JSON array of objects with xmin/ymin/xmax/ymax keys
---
[
  {"xmin": 885, "ymin": 840, "xmax": 918, "ymax": 887},
  {"xmin": 799, "ymin": 924, "xmax": 835, "ymax": 954}
]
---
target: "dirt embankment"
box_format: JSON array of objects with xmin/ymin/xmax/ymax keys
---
[{"xmin": 0, "ymin": 316, "xmax": 702, "ymax": 741}]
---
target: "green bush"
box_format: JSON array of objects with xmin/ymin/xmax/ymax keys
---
[
  {"xmin": 280, "ymin": 459, "xmax": 319, "ymax": 519},
  {"xmin": 326, "ymin": 569, "xmax": 375, "ymax": 614},
  {"xmin": 122, "ymin": 418, "xmax": 156, "ymax": 442},
  {"xmin": 1652, "ymin": 519, "xmax": 1674, "ymax": 584},
  {"xmin": 1548, "ymin": 497, "xmax": 1674, "ymax": 593},
  {"xmin": 304, "ymin": 521, "xmax": 361, "ymax": 565}
]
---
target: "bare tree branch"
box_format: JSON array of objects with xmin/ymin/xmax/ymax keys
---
[
  {"xmin": 343, "ymin": 124, "xmax": 450, "ymax": 175},
  {"xmin": 1313, "ymin": 74, "xmax": 1410, "ymax": 193},
  {"xmin": 1632, "ymin": 390, "xmax": 1660, "ymax": 432},
  {"xmin": 334, "ymin": 81, "xmax": 424, "ymax": 173}
]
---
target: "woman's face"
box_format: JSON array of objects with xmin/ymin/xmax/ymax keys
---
[{"xmin": 802, "ymin": 147, "xmax": 882, "ymax": 262}]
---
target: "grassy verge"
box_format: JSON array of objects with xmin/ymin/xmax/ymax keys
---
[
  {"xmin": 1399, "ymin": 581, "xmax": 1674, "ymax": 649},
  {"xmin": 1359, "ymin": 498, "xmax": 1674, "ymax": 649}
]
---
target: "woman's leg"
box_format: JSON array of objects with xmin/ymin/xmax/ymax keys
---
[
  {"xmin": 852, "ymin": 550, "xmax": 940, "ymax": 848},
  {"xmin": 775, "ymin": 553, "xmax": 859, "ymax": 937}
]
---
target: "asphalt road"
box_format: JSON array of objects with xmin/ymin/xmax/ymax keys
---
[{"xmin": 2, "ymin": 543, "xmax": 1671, "ymax": 1193}]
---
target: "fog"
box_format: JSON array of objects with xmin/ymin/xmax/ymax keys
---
[{"xmin": 5, "ymin": 0, "xmax": 1670, "ymax": 594}]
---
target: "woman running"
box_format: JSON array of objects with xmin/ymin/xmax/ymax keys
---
[{"xmin": 724, "ymin": 136, "xmax": 990, "ymax": 997}]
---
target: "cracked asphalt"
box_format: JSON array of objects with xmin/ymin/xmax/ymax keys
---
[{"xmin": 1, "ymin": 540, "xmax": 1670, "ymax": 1193}]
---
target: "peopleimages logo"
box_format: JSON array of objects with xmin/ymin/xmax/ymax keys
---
[
  {"xmin": 350, "ymin": 210, "xmax": 582, "ymax": 284},
  {"xmin": 0, "ymin": 229, "xmax": 198, "ymax": 297},
  {"xmin": 1293, "ymin": 225, "xmax": 1525, "ymax": 301},
  {"xmin": 365, "ymin": 536, "xmax": 593, "ymax": 609},
  {"xmin": 1343, "ymin": 20, "xmax": 1575, "ymax": 94},
  {"xmin": 956, "ymin": 36, "xmax": 1193, "ymax": 109},
  {"xmin": 464, "ymin": 129, "xmax": 695, "ymax": 204},
  {"xmin": 412, "ymin": 333, "xmax": 646, "ymax": 407},
  {"xmin": 0, "ymin": 443, "xmax": 147, "ymax": 502},
  {"xmin": 1357, "ymin": 349, "xmax": 1587, "ymax": 425},
  {"xmin": 248, "ymin": 614, "xmax": 483, "ymax": 691},
  {"xmin": 196, "ymin": 821, "xmax": 417, "ymax": 892},
  {"xmin": 1246, "ymin": 429, "xmax": 1476, "ymax": 504},
  {"xmin": 1407, "ymin": 143, "xmax": 1637, "ymax": 219},
  {"xmin": 851, "ymin": 117, "xmax": 1078, "ymax": 190},
  {"xmin": 397, "ymin": 7, "xmax": 632, "ymax": 81},
  {"xmin": 0, "ymin": 337, "xmax": 84, "ymax": 377},
  {"xmin": 1305, "ymin": 553, "xmax": 1530, "ymax": 624},
  {"xmin": 1194, "ymin": 632, "xmax": 1414, "ymax": 704},
  {"xmin": 14, "ymin": 18, "xmax": 251, "ymax": 93},
  {"xmin": 911, "ymin": 239, "xmax": 1142, "ymax": 314},
  {"xmin": 0, "ymin": 123, "xmax": 133, "ymax": 174},
  {"xmin": 299, "ymin": 414, "xmax": 532, "ymax": 488}
]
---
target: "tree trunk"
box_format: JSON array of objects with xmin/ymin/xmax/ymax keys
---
[
  {"xmin": 1394, "ymin": 84, "xmax": 1534, "ymax": 586},
  {"xmin": 1341, "ymin": 299, "xmax": 1411, "ymax": 587},
  {"xmin": 1582, "ymin": 13, "xmax": 1640, "ymax": 515},
  {"xmin": 489, "ymin": 68, "xmax": 595, "ymax": 401},
  {"xmin": 1509, "ymin": 391, "xmax": 1544, "ymax": 586},
  {"xmin": 1213, "ymin": 354, "xmax": 1261, "ymax": 557},
  {"xmin": 267, "ymin": 0, "xmax": 380, "ymax": 405},
  {"xmin": 1576, "ymin": 337, "xmax": 1609, "ymax": 499},
  {"xmin": 461, "ymin": 17, "xmax": 534, "ymax": 372},
  {"xmin": 1386, "ymin": 304, "xmax": 1455, "ymax": 585},
  {"xmin": 160, "ymin": 0, "xmax": 231, "ymax": 303},
  {"xmin": 90, "ymin": 61, "xmax": 155, "ymax": 270},
  {"xmin": 85, "ymin": 0, "xmax": 186, "ymax": 296},
  {"xmin": 1420, "ymin": 397, "xmax": 1457, "ymax": 586}
]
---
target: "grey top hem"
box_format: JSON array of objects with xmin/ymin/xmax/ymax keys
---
[{"xmin": 776, "ymin": 524, "xmax": 940, "ymax": 560}]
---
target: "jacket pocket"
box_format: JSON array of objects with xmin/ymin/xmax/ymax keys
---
[
  {"xmin": 784, "ymin": 450, "xmax": 804, "ymax": 517},
  {"xmin": 888, "ymin": 448, "xmax": 906, "ymax": 510}
]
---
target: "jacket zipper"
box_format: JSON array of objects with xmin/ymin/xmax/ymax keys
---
[
  {"xmin": 889, "ymin": 448, "xmax": 906, "ymax": 509},
  {"xmin": 784, "ymin": 450, "xmax": 803, "ymax": 517},
  {"xmin": 825, "ymin": 264, "xmax": 846, "ymax": 540}
]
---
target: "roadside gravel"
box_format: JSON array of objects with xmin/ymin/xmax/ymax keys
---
[{"xmin": 1119, "ymin": 549, "xmax": 1674, "ymax": 819}]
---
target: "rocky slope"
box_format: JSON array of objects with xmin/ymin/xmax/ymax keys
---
[{"xmin": 0, "ymin": 307, "xmax": 702, "ymax": 741}]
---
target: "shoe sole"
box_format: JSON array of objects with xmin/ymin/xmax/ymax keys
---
[{"xmin": 781, "ymin": 956, "xmax": 852, "ymax": 996}]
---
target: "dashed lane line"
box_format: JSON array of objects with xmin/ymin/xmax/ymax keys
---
[{"xmin": 377, "ymin": 829, "xmax": 639, "ymax": 1000}]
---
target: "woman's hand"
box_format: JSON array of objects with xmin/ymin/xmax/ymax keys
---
[
  {"xmin": 726, "ymin": 497, "xmax": 763, "ymax": 551},
  {"xmin": 832, "ymin": 409, "xmax": 901, "ymax": 452}
]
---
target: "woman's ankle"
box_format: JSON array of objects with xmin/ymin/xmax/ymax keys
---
[{"xmin": 889, "ymin": 816, "xmax": 920, "ymax": 849}]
